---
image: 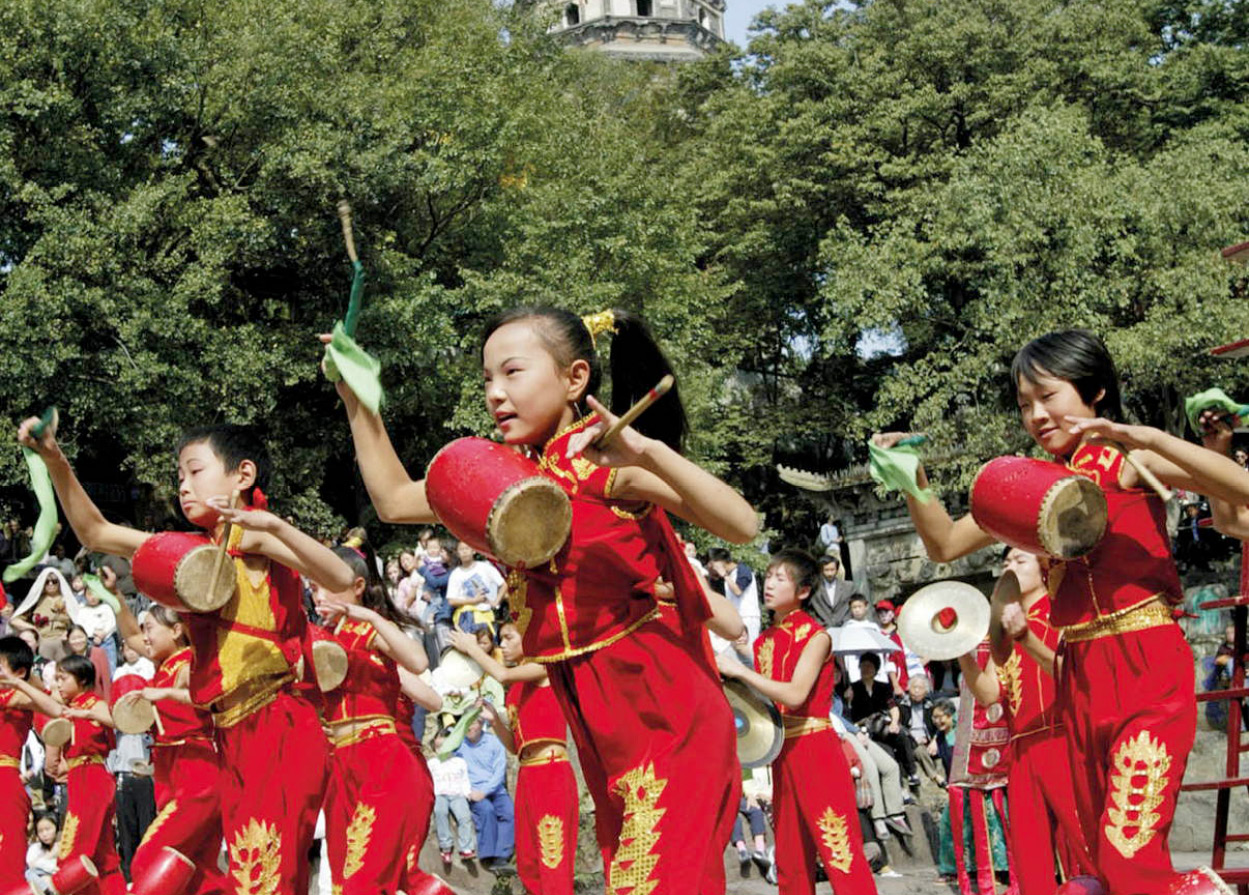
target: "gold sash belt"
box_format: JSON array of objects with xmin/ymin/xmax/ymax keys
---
[
  {"xmin": 331, "ymin": 718, "xmax": 397, "ymax": 749},
  {"xmin": 782, "ymin": 716, "xmax": 832, "ymax": 740},
  {"xmin": 519, "ymin": 744, "xmax": 570, "ymax": 767},
  {"xmin": 1060, "ymin": 600, "xmax": 1174, "ymax": 643}
]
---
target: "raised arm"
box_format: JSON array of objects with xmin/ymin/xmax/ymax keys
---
[
  {"xmin": 717, "ymin": 631, "xmax": 831, "ymax": 711},
  {"xmin": 330, "ymin": 374, "xmax": 435, "ymax": 525},
  {"xmin": 567, "ymin": 396, "xmax": 758, "ymax": 544},
  {"xmin": 211, "ymin": 500, "xmax": 353, "ymax": 591},
  {"xmin": 320, "ymin": 602, "xmax": 429, "ymax": 675},
  {"xmin": 479, "ymin": 699, "xmax": 517, "ymax": 754},
  {"xmin": 16, "ymin": 417, "xmax": 149, "ymax": 557},
  {"xmin": 1, "ymin": 676, "xmax": 64, "ymax": 719},
  {"xmin": 448, "ymin": 630, "xmax": 547, "ymax": 686}
]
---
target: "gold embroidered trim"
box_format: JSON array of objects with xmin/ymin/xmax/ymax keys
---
[
  {"xmin": 782, "ymin": 716, "xmax": 832, "ymax": 740},
  {"xmin": 581, "ymin": 309, "xmax": 617, "ymax": 345},
  {"xmin": 508, "ymin": 570, "xmax": 533, "ymax": 637},
  {"xmin": 330, "ymin": 718, "xmax": 397, "ymax": 749},
  {"xmin": 538, "ymin": 814, "xmax": 564, "ymax": 870},
  {"xmin": 529, "ymin": 606, "xmax": 660, "ymax": 664},
  {"xmin": 817, "ymin": 807, "xmax": 853, "ymax": 873},
  {"xmin": 520, "ymin": 744, "xmax": 570, "ymax": 767},
  {"xmin": 1105, "ymin": 730, "xmax": 1173, "ymax": 859},
  {"xmin": 542, "ymin": 416, "xmax": 593, "ymax": 459},
  {"xmin": 0, "ymin": 756, "xmax": 18, "ymax": 769},
  {"xmin": 66, "ymin": 755, "xmax": 105, "ymax": 770},
  {"xmin": 610, "ymin": 503, "xmax": 654, "ymax": 521},
  {"xmin": 1060, "ymin": 600, "xmax": 1172, "ymax": 643},
  {"xmin": 343, "ymin": 804, "xmax": 376, "ymax": 879},
  {"xmin": 998, "ymin": 651, "xmax": 1023, "ymax": 717},
  {"xmin": 608, "ymin": 763, "xmax": 666, "ymax": 895},
  {"xmin": 138, "ymin": 798, "xmax": 179, "ymax": 850},
  {"xmin": 230, "ymin": 818, "xmax": 282, "ymax": 895},
  {"xmin": 756, "ymin": 638, "xmax": 775, "ymax": 679},
  {"xmin": 211, "ymin": 672, "xmax": 294, "ymax": 729},
  {"xmin": 59, "ymin": 812, "xmax": 79, "ymax": 860}
]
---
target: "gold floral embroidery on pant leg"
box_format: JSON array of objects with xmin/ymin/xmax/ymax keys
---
[
  {"xmin": 230, "ymin": 818, "xmax": 282, "ymax": 895},
  {"xmin": 539, "ymin": 814, "xmax": 564, "ymax": 870},
  {"xmin": 608, "ymin": 763, "xmax": 667, "ymax": 895},
  {"xmin": 343, "ymin": 803, "xmax": 376, "ymax": 879},
  {"xmin": 817, "ymin": 807, "xmax": 853, "ymax": 873},
  {"xmin": 406, "ymin": 844, "xmax": 417, "ymax": 873},
  {"xmin": 998, "ymin": 652, "xmax": 1023, "ymax": 717},
  {"xmin": 138, "ymin": 798, "xmax": 179, "ymax": 851},
  {"xmin": 757, "ymin": 639, "xmax": 775, "ymax": 679},
  {"xmin": 58, "ymin": 812, "xmax": 79, "ymax": 860},
  {"xmin": 1105, "ymin": 730, "xmax": 1173, "ymax": 860}
]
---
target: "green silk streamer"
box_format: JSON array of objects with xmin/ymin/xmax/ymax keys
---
[
  {"xmin": 1185, "ymin": 387, "xmax": 1249, "ymax": 433},
  {"xmin": 323, "ymin": 260, "xmax": 384, "ymax": 413},
  {"xmin": 82, "ymin": 573, "xmax": 122, "ymax": 613},
  {"xmin": 3, "ymin": 448, "xmax": 58, "ymax": 583},
  {"xmin": 437, "ymin": 704, "xmax": 483, "ymax": 759},
  {"xmin": 868, "ymin": 441, "xmax": 934, "ymax": 504},
  {"xmin": 343, "ymin": 260, "xmax": 364, "ymax": 337}
]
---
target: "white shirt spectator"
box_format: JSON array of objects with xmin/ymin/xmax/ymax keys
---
[
  {"xmin": 840, "ymin": 618, "xmax": 894, "ymax": 684},
  {"xmin": 113, "ymin": 656, "xmax": 155, "ymax": 682},
  {"xmin": 428, "ymin": 755, "xmax": 473, "ymax": 798}
]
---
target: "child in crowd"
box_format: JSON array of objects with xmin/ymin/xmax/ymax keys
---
[
  {"xmin": 16, "ymin": 417, "xmax": 354, "ymax": 895},
  {"xmin": 26, "ymin": 810, "xmax": 59, "ymax": 889},
  {"xmin": 718, "ymin": 549, "xmax": 877, "ymax": 894},
  {"xmin": 76, "ymin": 584, "xmax": 118, "ymax": 673},
  {"xmin": 429, "ymin": 728, "xmax": 477, "ymax": 864},
  {"xmin": 446, "ymin": 542, "xmax": 507, "ymax": 634}
]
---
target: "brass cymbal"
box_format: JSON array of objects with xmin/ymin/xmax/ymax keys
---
[
  {"xmin": 897, "ymin": 580, "xmax": 990, "ymax": 661},
  {"xmin": 723, "ymin": 678, "xmax": 783, "ymax": 770}
]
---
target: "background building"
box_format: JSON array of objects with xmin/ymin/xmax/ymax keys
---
[{"xmin": 543, "ymin": 0, "xmax": 725, "ymax": 61}]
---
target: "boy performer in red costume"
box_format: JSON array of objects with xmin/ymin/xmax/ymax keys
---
[
  {"xmin": 877, "ymin": 329, "xmax": 1249, "ymax": 895},
  {"xmin": 956, "ymin": 548, "xmax": 1090, "ymax": 894},
  {"xmin": 16, "ymin": 418, "xmax": 354, "ymax": 895},
  {"xmin": 717, "ymin": 549, "xmax": 876, "ymax": 895},
  {"xmin": 332, "ymin": 307, "xmax": 754, "ymax": 894},
  {"xmin": 453, "ymin": 623, "xmax": 579, "ymax": 895},
  {"xmin": 0, "ymin": 636, "xmax": 36, "ymax": 889}
]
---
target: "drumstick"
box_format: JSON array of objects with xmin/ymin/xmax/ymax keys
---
[
  {"xmin": 1108, "ymin": 440, "xmax": 1174, "ymax": 503},
  {"xmin": 337, "ymin": 200, "xmax": 359, "ymax": 264},
  {"xmin": 205, "ymin": 491, "xmax": 241, "ymax": 605},
  {"xmin": 595, "ymin": 375, "xmax": 674, "ymax": 449},
  {"xmin": 151, "ymin": 701, "xmax": 164, "ymax": 738}
]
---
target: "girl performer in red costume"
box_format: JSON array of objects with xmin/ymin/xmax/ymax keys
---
[
  {"xmin": 876, "ymin": 329, "xmax": 1249, "ymax": 895},
  {"xmin": 0, "ymin": 636, "xmax": 37, "ymax": 890},
  {"xmin": 15, "ymin": 419, "xmax": 354, "ymax": 895},
  {"xmin": 330, "ymin": 307, "xmax": 756, "ymax": 894},
  {"xmin": 315, "ymin": 544, "xmax": 450, "ymax": 895},
  {"xmin": 105, "ymin": 591, "xmax": 227, "ymax": 895},
  {"xmin": 717, "ymin": 549, "xmax": 877, "ymax": 895},
  {"xmin": 6, "ymin": 654, "xmax": 127, "ymax": 895},
  {"xmin": 451, "ymin": 623, "xmax": 579, "ymax": 895},
  {"xmin": 956, "ymin": 548, "xmax": 1089, "ymax": 895}
]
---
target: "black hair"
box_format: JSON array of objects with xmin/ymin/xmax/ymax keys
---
[
  {"xmin": 1010, "ymin": 330, "xmax": 1123, "ymax": 422},
  {"xmin": 707, "ymin": 547, "xmax": 733, "ymax": 564},
  {"xmin": 933, "ymin": 698, "xmax": 955, "ymax": 716},
  {"xmin": 0, "ymin": 635, "xmax": 34, "ymax": 679},
  {"xmin": 174, "ymin": 425, "xmax": 271, "ymax": 502},
  {"xmin": 59, "ymin": 653, "xmax": 95, "ymax": 688},
  {"xmin": 848, "ymin": 594, "xmax": 868, "ymax": 605},
  {"xmin": 66, "ymin": 625, "xmax": 89, "ymax": 652},
  {"xmin": 766, "ymin": 549, "xmax": 819, "ymax": 596},
  {"xmin": 818, "ymin": 554, "xmax": 839, "ymax": 568},
  {"xmin": 859, "ymin": 651, "xmax": 880, "ymax": 671},
  {"xmin": 332, "ymin": 541, "xmax": 410, "ymax": 631},
  {"xmin": 144, "ymin": 605, "xmax": 188, "ymax": 646},
  {"xmin": 482, "ymin": 306, "xmax": 688, "ymax": 451}
]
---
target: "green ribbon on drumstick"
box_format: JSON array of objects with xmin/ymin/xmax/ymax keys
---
[
  {"xmin": 4, "ymin": 408, "xmax": 60, "ymax": 583},
  {"xmin": 437, "ymin": 704, "xmax": 483, "ymax": 759},
  {"xmin": 868, "ymin": 435, "xmax": 934, "ymax": 505},
  {"xmin": 323, "ymin": 200, "xmax": 385, "ymax": 414},
  {"xmin": 1185, "ymin": 387, "xmax": 1249, "ymax": 434}
]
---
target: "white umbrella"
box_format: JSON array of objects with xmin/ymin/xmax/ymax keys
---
[{"xmin": 828, "ymin": 626, "xmax": 900, "ymax": 656}]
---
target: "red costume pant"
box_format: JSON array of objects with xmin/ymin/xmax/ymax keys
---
[
  {"xmin": 1009, "ymin": 730, "xmax": 1090, "ymax": 895},
  {"xmin": 130, "ymin": 739, "xmax": 227, "ymax": 895},
  {"xmin": 0, "ymin": 765, "xmax": 28, "ymax": 887},
  {"xmin": 1060, "ymin": 623, "xmax": 1196, "ymax": 895},
  {"xmin": 515, "ymin": 754, "xmax": 579, "ymax": 895},
  {"xmin": 547, "ymin": 619, "xmax": 739, "ymax": 895},
  {"xmin": 772, "ymin": 728, "xmax": 876, "ymax": 895},
  {"xmin": 949, "ymin": 787, "xmax": 1012, "ymax": 895},
  {"xmin": 324, "ymin": 731, "xmax": 437, "ymax": 895},
  {"xmin": 62, "ymin": 763, "xmax": 126, "ymax": 895},
  {"xmin": 216, "ymin": 690, "xmax": 329, "ymax": 895}
]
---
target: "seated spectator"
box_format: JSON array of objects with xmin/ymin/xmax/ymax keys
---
[
  {"xmin": 430, "ymin": 728, "xmax": 477, "ymax": 864},
  {"xmin": 447, "ymin": 543, "xmax": 507, "ymax": 635},
  {"xmin": 832, "ymin": 696, "xmax": 912, "ymax": 842},
  {"xmin": 26, "ymin": 811, "xmax": 59, "ymax": 889},
  {"xmin": 729, "ymin": 795, "xmax": 771, "ymax": 878},
  {"xmin": 76, "ymin": 585, "xmax": 118, "ymax": 673},
  {"xmin": 455, "ymin": 715, "xmax": 515, "ymax": 871},
  {"xmin": 849, "ymin": 652, "xmax": 918, "ymax": 787},
  {"xmin": 841, "ymin": 596, "xmax": 891, "ymax": 685},
  {"xmin": 898, "ymin": 675, "xmax": 944, "ymax": 786},
  {"xmin": 930, "ymin": 699, "xmax": 956, "ymax": 776},
  {"xmin": 9, "ymin": 569, "xmax": 74, "ymax": 660}
]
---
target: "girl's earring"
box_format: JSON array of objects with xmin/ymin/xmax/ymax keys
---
[{"xmin": 571, "ymin": 401, "xmax": 583, "ymax": 421}]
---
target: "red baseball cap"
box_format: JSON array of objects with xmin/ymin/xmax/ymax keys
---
[{"xmin": 875, "ymin": 599, "xmax": 897, "ymax": 613}]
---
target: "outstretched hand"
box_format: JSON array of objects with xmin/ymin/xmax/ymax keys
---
[
  {"xmin": 207, "ymin": 497, "xmax": 282, "ymax": 535},
  {"xmin": 317, "ymin": 599, "xmax": 371, "ymax": 624},
  {"xmin": 565, "ymin": 395, "xmax": 651, "ymax": 468},
  {"xmin": 16, "ymin": 413, "xmax": 60, "ymax": 457},
  {"xmin": 871, "ymin": 432, "xmax": 921, "ymax": 449},
  {"xmin": 1063, "ymin": 416, "xmax": 1152, "ymax": 452}
]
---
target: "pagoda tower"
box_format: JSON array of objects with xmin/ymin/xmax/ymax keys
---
[{"xmin": 543, "ymin": 0, "xmax": 725, "ymax": 61}]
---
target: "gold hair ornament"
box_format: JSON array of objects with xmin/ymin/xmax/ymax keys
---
[{"xmin": 581, "ymin": 309, "xmax": 617, "ymax": 348}]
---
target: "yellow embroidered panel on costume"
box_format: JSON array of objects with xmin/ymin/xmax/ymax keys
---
[
  {"xmin": 508, "ymin": 569, "xmax": 533, "ymax": 637},
  {"xmin": 343, "ymin": 803, "xmax": 377, "ymax": 879},
  {"xmin": 230, "ymin": 818, "xmax": 282, "ymax": 895},
  {"xmin": 59, "ymin": 812, "xmax": 79, "ymax": 860},
  {"xmin": 817, "ymin": 807, "xmax": 853, "ymax": 873},
  {"xmin": 539, "ymin": 814, "xmax": 564, "ymax": 870},
  {"xmin": 1105, "ymin": 730, "xmax": 1173, "ymax": 860},
  {"xmin": 757, "ymin": 638, "xmax": 775, "ymax": 679},
  {"xmin": 217, "ymin": 555, "xmax": 289, "ymax": 694},
  {"xmin": 791, "ymin": 622, "xmax": 813, "ymax": 642},
  {"xmin": 998, "ymin": 652, "xmax": 1023, "ymax": 717},
  {"xmin": 139, "ymin": 798, "xmax": 179, "ymax": 850},
  {"xmin": 608, "ymin": 763, "xmax": 667, "ymax": 895}
]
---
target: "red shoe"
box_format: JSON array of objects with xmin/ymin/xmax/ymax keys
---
[
  {"xmin": 439, "ymin": 850, "xmax": 452, "ymax": 865},
  {"xmin": 459, "ymin": 849, "xmax": 477, "ymax": 860}
]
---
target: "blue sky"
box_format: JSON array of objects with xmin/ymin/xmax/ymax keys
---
[{"xmin": 724, "ymin": 0, "xmax": 779, "ymax": 46}]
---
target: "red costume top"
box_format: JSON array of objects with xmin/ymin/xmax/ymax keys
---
[
  {"xmin": 185, "ymin": 527, "xmax": 308, "ymax": 727},
  {"xmin": 324, "ymin": 618, "xmax": 399, "ymax": 726},
  {"xmin": 995, "ymin": 595, "xmax": 1060, "ymax": 742},
  {"xmin": 0, "ymin": 688, "xmax": 31, "ymax": 768},
  {"xmin": 505, "ymin": 677, "xmax": 566, "ymax": 751},
  {"xmin": 395, "ymin": 693, "xmax": 420, "ymax": 754},
  {"xmin": 151, "ymin": 647, "xmax": 213, "ymax": 746},
  {"xmin": 950, "ymin": 641, "xmax": 1011, "ymax": 788},
  {"xmin": 755, "ymin": 609, "xmax": 833, "ymax": 720},
  {"xmin": 64, "ymin": 692, "xmax": 114, "ymax": 766},
  {"xmin": 1048, "ymin": 444, "xmax": 1182, "ymax": 628},
  {"xmin": 514, "ymin": 416, "xmax": 710, "ymax": 663}
]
